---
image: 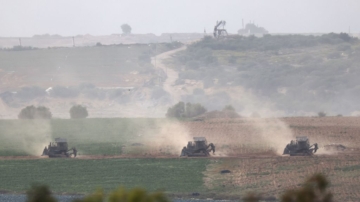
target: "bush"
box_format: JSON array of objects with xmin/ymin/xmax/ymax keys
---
[
  {"xmin": 166, "ymin": 102, "xmax": 207, "ymax": 118},
  {"xmin": 243, "ymin": 173, "xmax": 332, "ymax": 202},
  {"xmin": 166, "ymin": 102, "xmax": 185, "ymax": 118},
  {"xmin": 18, "ymin": 105, "xmax": 52, "ymax": 119},
  {"xmin": 70, "ymin": 105, "xmax": 88, "ymax": 119},
  {"xmin": 26, "ymin": 185, "xmax": 169, "ymax": 202},
  {"xmin": 185, "ymin": 103, "xmax": 207, "ymax": 118},
  {"xmin": 281, "ymin": 173, "xmax": 332, "ymax": 202},
  {"xmin": 318, "ymin": 111, "xmax": 326, "ymax": 117},
  {"xmin": 26, "ymin": 184, "xmax": 57, "ymax": 202},
  {"xmin": 121, "ymin": 24, "xmax": 132, "ymax": 35}
]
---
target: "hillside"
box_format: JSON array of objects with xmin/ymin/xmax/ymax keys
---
[
  {"xmin": 170, "ymin": 33, "xmax": 360, "ymax": 116},
  {"xmin": 0, "ymin": 43, "xmax": 182, "ymax": 118}
]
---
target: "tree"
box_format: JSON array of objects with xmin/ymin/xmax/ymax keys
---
[
  {"xmin": 242, "ymin": 173, "xmax": 333, "ymax": 202},
  {"xmin": 26, "ymin": 185, "xmax": 169, "ymax": 202},
  {"xmin": 281, "ymin": 173, "xmax": 333, "ymax": 202},
  {"xmin": 18, "ymin": 105, "xmax": 52, "ymax": 119},
  {"xmin": 318, "ymin": 111, "xmax": 326, "ymax": 117},
  {"xmin": 166, "ymin": 102, "xmax": 207, "ymax": 119},
  {"xmin": 70, "ymin": 105, "xmax": 89, "ymax": 119},
  {"xmin": 26, "ymin": 184, "xmax": 57, "ymax": 202},
  {"xmin": 166, "ymin": 102, "xmax": 185, "ymax": 118},
  {"xmin": 185, "ymin": 102, "xmax": 207, "ymax": 118},
  {"xmin": 121, "ymin": 24, "xmax": 132, "ymax": 35},
  {"xmin": 73, "ymin": 187, "xmax": 169, "ymax": 202}
]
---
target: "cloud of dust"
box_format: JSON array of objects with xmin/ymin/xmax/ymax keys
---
[
  {"xmin": 207, "ymin": 118, "xmax": 294, "ymax": 156},
  {"xmin": 202, "ymin": 87, "xmax": 294, "ymax": 156},
  {"xmin": 2, "ymin": 120, "xmax": 52, "ymax": 156},
  {"xmin": 125, "ymin": 119, "xmax": 191, "ymax": 156},
  {"xmin": 117, "ymin": 85, "xmax": 295, "ymax": 157},
  {"xmin": 316, "ymin": 149, "xmax": 337, "ymax": 155}
]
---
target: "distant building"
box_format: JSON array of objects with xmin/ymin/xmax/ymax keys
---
[{"xmin": 238, "ymin": 23, "xmax": 269, "ymax": 36}]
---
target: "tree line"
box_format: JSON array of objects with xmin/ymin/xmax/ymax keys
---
[
  {"xmin": 18, "ymin": 105, "xmax": 88, "ymax": 119},
  {"xmin": 26, "ymin": 173, "xmax": 332, "ymax": 202}
]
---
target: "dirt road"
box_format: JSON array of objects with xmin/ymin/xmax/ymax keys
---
[{"xmin": 151, "ymin": 45, "xmax": 186, "ymax": 104}]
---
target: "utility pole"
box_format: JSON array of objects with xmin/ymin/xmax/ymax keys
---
[
  {"xmin": 72, "ymin": 36, "xmax": 75, "ymax": 47},
  {"xmin": 18, "ymin": 38, "xmax": 22, "ymax": 46}
]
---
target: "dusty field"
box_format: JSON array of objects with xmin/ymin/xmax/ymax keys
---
[
  {"xmin": 184, "ymin": 117, "xmax": 360, "ymax": 155},
  {"xmin": 1, "ymin": 117, "xmax": 360, "ymax": 200}
]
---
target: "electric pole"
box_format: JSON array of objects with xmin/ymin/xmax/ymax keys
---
[
  {"xmin": 72, "ymin": 37, "xmax": 75, "ymax": 47},
  {"xmin": 19, "ymin": 38, "xmax": 22, "ymax": 46}
]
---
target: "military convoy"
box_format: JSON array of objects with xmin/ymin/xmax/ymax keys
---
[
  {"xmin": 180, "ymin": 137, "xmax": 215, "ymax": 157},
  {"xmin": 39, "ymin": 136, "xmax": 321, "ymax": 158},
  {"xmin": 42, "ymin": 138, "xmax": 77, "ymax": 158},
  {"xmin": 283, "ymin": 136, "xmax": 318, "ymax": 156}
]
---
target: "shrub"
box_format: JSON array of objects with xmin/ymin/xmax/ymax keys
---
[
  {"xmin": 243, "ymin": 173, "xmax": 332, "ymax": 202},
  {"xmin": 318, "ymin": 111, "xmax": 326, "ymax": 117},
  {"xmin": 70, "ymin": 105, "xmax": 89, "ymax": 119},
  {"xmin": 166, "ymin": 102, "xmax": 185, "ymax": 118},
  {"xmin": 281, "ymin": 173, "xmax": 332, "ymax": 202},
  {"xmin": 166, "ymin": 102, "xmax": 207, "ymax": 118},
  {"xmin": 26, "ymin": 184, "xmax": 57, "ymax": 202},
  {"xmin": 121, "ymin": 24, "xmax": 132, "ymax": 35},
  {"xmin": 18, "ymin": 105, "xmax": 52, "ymax": 119},
  {"xmin": 26, "ymin": 185, "xmax": 169, "ymax": 202},
  {"xmin": 185, "ymin": 102, "xmax": 207, "ymax": 118}
]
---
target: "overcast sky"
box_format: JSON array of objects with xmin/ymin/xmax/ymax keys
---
[{"xmin": 0, "ymin": 0, "xmax": 359, "ymax": 37}]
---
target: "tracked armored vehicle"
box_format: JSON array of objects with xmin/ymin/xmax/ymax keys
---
[
  {"xmin": 283, "ymin": 136, "xmax": 318, "ymax": 156},
  {"xmin": 180, "ymin": 137, "xmax": 215, "ymax": 157},
  {"xmin": 42, "ymin": 138, "xmax": 77, "ymax": 158}
]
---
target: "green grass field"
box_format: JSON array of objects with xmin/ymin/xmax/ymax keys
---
[
  {"xmin": 0, "ymin": 118, "xmax": 170, "ymax": 156},
  {"xmin": 0, "ymin": 158, "xmax": 209, "ymax": 194}
]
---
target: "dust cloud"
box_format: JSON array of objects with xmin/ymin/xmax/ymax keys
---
[
  {"xmin": 199, "ymin": 87, "xmax": 294, "ymax": 156},
  {"xmin": 123, "ymin": 119, "xmax": 191, "ymax": 156},
  {"xmin": 202, "ymin": 118, "xmax": 293, "ymax": 157},
  {"xmin": 0, "ymin": 120, "xmax": 52, "ymax": 156}
]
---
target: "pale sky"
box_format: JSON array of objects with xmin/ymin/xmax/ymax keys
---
[{"xmin": 0, "ymin": 0, "xmax": 359, "ymax": 37}]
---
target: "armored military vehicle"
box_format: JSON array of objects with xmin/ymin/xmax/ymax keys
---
[
  {"xmin": 42, "ymin": 138, "xmax": 77, "ymax": 158},
  {"xmin": 180, "ymin": 137, "xmax": 215, "ymax": 157},
  {"xmin": 283, "ymin": 136, "xmax": 318, "ymax": 156}
]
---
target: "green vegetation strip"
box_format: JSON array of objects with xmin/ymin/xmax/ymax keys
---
[
  {"xmin": 0, "ymin": 118, "xmax": 165, "ymax": 156},
  {"xmin": 0, "ymin": 158, "xmax": 209, "ymax": 194}
]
